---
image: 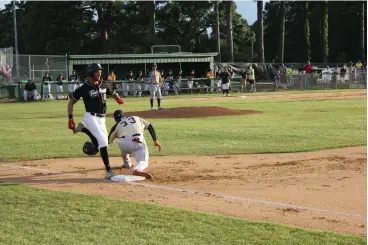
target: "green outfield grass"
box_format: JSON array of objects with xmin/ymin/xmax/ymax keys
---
[
  {"xmin": 0, "ymin": 90, "xmax": 366, "ymax": 161},
  {"xmin": 0, "ymin": 183, "xmax": 365, "ymax": 245}
]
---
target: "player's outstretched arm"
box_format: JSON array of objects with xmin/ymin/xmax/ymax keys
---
[
  {"xmin": 67, "ymin": 99, "xmax": 77, "ymax": 132},
  {"xmin": 147, "ymin": 124, "xmax": 162, "ymax": 152}
]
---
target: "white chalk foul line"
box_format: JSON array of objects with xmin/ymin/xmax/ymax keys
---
[{"xmin": 1, "ymin": 164, "xmax": 366, "ymax": 220}]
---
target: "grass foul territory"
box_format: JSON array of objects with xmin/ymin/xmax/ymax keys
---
[{"xmin": 0, "ymin": 183, "xmax": 365, "ymax": 245}]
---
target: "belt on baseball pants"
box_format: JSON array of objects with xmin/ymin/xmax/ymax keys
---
[
  {"xmin": 120, "ymin": 134, "xmax": 140, "ymax": 139},
  {"xmin": 88, "ymin": 112, "xmax": 105, "ymax": 118}
]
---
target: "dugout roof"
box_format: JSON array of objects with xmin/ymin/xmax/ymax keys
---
[{"xmin": 68, "ymin": 53, "xmax": 218, "ymax": 65}]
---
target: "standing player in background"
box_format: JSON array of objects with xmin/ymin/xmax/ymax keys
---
[
  {"xmin": 135, "ymin": 71, "xmax": 144, "ymax": 97},
  {"xmin": 68, "ymin": 70, "xmax": 79, "ymax": 99},
  {"xmin": 148, "ymin": 64, "xmax": 164, "ymax": 110},
  {"xmin": 220, "ymin": 68, "xmax": 231, "ymax": 96},
  {"xmin": 174, "ymin": 70, "xmax": 182, "ymax": 95},
  {"xmin": 163, "ymin": 69, "xmax": 173, "ymax": 96},
  {"xmin": 248, "ymin": 65, "xmax": 256, "ymax": 92},
  {"xmin": 55, "ymin": 73, "xmax": 65, "ymax": 100},
  {"xmin": 67, "ymin": 63, "xmax": 125, "ymax": 179},
  {"xmin": 108, "ymin": 109, "xmax": 162, "ymax": 179},
  {"xmin": 187, "ymin": 70, "xmax": 195, "ymax": 94},
  {"xmin": 42, "ymin": 72, "xmax": 53, "ymax": 100}
]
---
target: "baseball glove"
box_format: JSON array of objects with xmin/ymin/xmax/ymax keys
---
[{"xmin": 83, "ymin": 141, "xmax": 99, "ymax": 156}]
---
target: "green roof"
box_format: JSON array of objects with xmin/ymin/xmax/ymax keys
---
[{"xmin": 68, "ymin": 53, "xmax": 218, "ymax": 59}]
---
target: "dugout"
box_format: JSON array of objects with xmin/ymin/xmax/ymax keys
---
[{"xmin": 67, "ymin": 53, "xmax": 218, "ymax": 79}]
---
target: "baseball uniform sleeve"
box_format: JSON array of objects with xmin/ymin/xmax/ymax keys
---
[
  {"xmin": 108, "ymin": 123, "xmax": 119, "ymax": 144},
  {"xmin": 140, "ymin": 117, "xmax": 151, "ymax": 129},
  {"xmin": 71, "ymin": 86, "xmax": 83, "ymax": 101}
]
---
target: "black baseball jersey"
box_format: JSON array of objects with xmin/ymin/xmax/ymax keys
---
[
  {"xmin": 69, "ymin": 74, "xmax": 79, "ymax": 81},
  {"xmin": 42, "ymin": 76, "xmax": 52, "ymax": 85},
  {"xmin": 56, "ymin": 75, "xmax": 64, "ymax": 86},
  {"xmin": 71, "ymin": 81, "xmax": 115, "ymax": 114},
  {"xmin": 220, "ymin": 72, "xmax": 230, "ymax": 83},
  {"xmin": 25, "ymin": 83, "xmax": 37, "ymax": 91}
]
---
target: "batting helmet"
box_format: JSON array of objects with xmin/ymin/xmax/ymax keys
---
[
  {"xmin": 87, "ymin": 63, "xmax": 103, "ymax": 78},
  {"xmin": 113, "ymin": 109, "xmax": 124, "ymax": 122},
  {"xmin": 83, "ymin": 141, "xmax": 99, "ymax": 156}
]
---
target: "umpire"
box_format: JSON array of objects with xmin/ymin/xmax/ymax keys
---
[{"xmin": 67, "ymin": 63, "xmax": 125, "ymax": 179}]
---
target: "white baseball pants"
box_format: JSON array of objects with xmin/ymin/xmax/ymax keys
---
[
  {"xmin": 23, "ymin": 90, "xmax": 38, "ymax": 101},
  {"xmin": 149, "ymin": 84, "xmax": 162, "ymax": 99},
  {"xmin": 83, "ymin": 112, "xmax": 108, "ymax": 149},
  {"xmin": 117, "ymin": 136, "xmax": 149, "ymax": 172},
  {"xmin": 56, "ymin": 85, "xmax": 63, "ymax": 99}
]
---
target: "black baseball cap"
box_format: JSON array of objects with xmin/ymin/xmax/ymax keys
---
[{"xmin": 152, "ymin": 64, "xmax": 157, "ymax": 67}]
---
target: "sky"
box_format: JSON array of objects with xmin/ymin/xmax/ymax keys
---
[{"xmin": 0, "ymin": 0, "xmax": 260, "ymax": 25}]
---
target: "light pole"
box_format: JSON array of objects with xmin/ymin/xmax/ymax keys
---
[{"xmin": 13, "ymin": 0, "xmax": 20, "ymax": 82}]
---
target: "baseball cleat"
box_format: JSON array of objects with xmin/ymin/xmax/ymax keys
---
[
  {"xmin": 150, "ymin": 107, "xmax": 156, "ymax": 111},
  {"xmin": 122, "ymin": 164, "xmax": 132, "ymax": 169},
  {"xmin": 74, "ymin": 122, "xmax": 86, "ymax": 134},
  {"xmin": 158, "ymin": 106, "xmax": 165, "ymax": 110},
  {"xmin": 105, "ymin": 169, "xmax": 116, "ymax": 179},
  {"xmin": 133, "ymin": 170, "xmax": 153, "ymax": 180}
]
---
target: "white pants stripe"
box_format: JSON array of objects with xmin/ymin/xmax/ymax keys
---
[
  {"xmin": 83, "ymin": 112, "xmax": 108, "ymax": 149},
  {"xmin": 117, "ymin": 136, "xmax": 149, "ymax": 172}
]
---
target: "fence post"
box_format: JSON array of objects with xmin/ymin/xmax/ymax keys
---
[
  {"xmin": 41, "ymin": 79, "xmax": 44, "ymax": 101},
  {"xmin": 65, "ymin": 54, "xmax": 69, "ymax": 78},
  {"xmin": 28, "ymin": 55, "xmax": 31, "ymax": 80},
  {"xmin": 18, "ymin": 80, "xmax": 22, "ymax": 101}
]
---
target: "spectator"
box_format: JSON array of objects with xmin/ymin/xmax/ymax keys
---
[
  {"xmin": 188, "ymin": 70, "xmax": 195, "ymax": 94},
  {"xmin": 248, "ymin": 65, "xmax": 256, "ymax": 92},
  {"xmin": 107, "ymin": 70, "xmax": 116, "ymax": 81},
  {"xmin": 42, "ymin": 72, "xmax": 53, "ymax": 100},
  {"xmin": 206, "ymin": 69, "xmax": 214, "ymax": 79},
  {"xmin": 227, "ymin": 67, "xmax": 234, "ymax": 89},
  {"xmin": 304, "ymin": 61, "xmax": 313, "ymax": 87},
  {"xmin": 322, "ymin": 66, "xmax": 332, "ymax": 83},
  {"xmin": 23, "ymin": 79, "xmax": 38, "ymax": 101},
  {"xmin": 355, "ymin": 60, "xmax": 363, "ymax": 71},
  {"xmin": 55, "ymin": 73, "xmax": 65, "ymax": 100}
]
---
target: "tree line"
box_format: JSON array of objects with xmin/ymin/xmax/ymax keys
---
[{"xmin": 0, "ymin": 1, "xmax": 366, "ymax": 63}]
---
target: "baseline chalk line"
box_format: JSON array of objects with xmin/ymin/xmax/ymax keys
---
[{"xmin": 1, "ymin": 164, "xmax": 366, "ymax": 220}]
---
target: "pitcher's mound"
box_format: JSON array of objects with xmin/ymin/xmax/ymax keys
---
[{"xmin": 109, "ymin": 106, "xmax": 261, "ymax": 119}]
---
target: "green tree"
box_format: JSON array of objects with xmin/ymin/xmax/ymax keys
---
[{"xmin": 321, "ymin": 0, "xmax": 328, "ymax": 63}]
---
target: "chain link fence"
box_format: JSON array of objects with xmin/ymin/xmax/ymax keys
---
[{"xmin": 15, "ymin": 54, "xmax": 68, "ymax": 83}]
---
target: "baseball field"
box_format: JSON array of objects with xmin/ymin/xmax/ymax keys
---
[{"xmin": 0, "ymin": 89, "xmax": 366, "ymax": 245}]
